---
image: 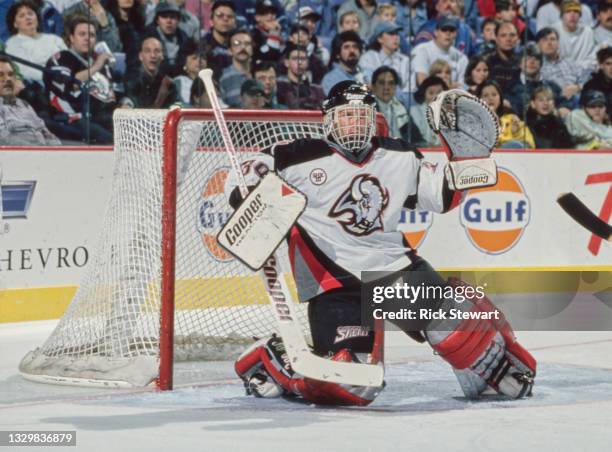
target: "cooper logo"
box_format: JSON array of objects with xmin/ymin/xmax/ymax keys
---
[
  {"xmin": 346, "ymin": 93, "xmax": 365, "ymax": 100},
  {"xmin": 224, "ymin": 193, "xmax": 264, "ymax": 246},
  {"xmin": 460, "ymin": 174, "xmax": 489, "ymax": 185},
  {"xmin": 310, "ymin": 168, "xmax": 327, "ymax": 185}
]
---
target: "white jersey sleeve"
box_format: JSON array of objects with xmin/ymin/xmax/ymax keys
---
[{"xmin": 414, "ymin": 160, "xmax": 455, "ymax": 214}]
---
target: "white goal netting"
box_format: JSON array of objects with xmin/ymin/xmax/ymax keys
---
[{"xmin": 19, "ymin": 109, "xmax": 326, "ymax": 388}]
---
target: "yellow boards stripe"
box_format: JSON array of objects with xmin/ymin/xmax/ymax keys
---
[{"xmin": 1, "ymin": 268, "xmax": 609, "ymax": 322}]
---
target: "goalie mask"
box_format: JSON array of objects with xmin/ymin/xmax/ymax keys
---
[{"xmin": 322, "ymin": 81, "xmax": 377, "ymax": 159}]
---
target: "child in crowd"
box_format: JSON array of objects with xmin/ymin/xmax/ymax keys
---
[
  {"xmin": 565, "ymin": 89, "xmax": 612, "ymax": 149},
  {"xmin": 409, "ymin": 75, "xmax": 448, "ymax": 147},
  {"xmin": 338, "ymin": 10, "xmax": 361, "ymax": 34},
  {"xmin": 477, "ymin": 79, "xmax": 535, "ymax": 148},
  {"xmin": 476, "ymin": 17, "xmax": 497, "ymax": 55},
  {"xmin": 525, "ymin": 84, "xmax": 574, "ymax": 148},
  {"xmin": 297, "ymin": 6, "xmax": 330, "ymax": 66},
  {"xmin": 374, "ymin": 3, "xmax": 410, "ymax": 53},
  {"xmin": 286, "ymin": 24, "xmax": 326, "ymax": 83}
]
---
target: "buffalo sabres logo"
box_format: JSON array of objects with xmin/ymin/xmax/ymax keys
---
[{"xmin": 329, "ymin": 174, "xmax": 389, "ymax": 236}]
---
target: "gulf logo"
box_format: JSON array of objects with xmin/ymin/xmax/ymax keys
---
[
  {"xmin": 196, "ymin": 167, "xmax": 234, "ymax": 262},
  {"xmin": 397, "ymin": 209, "xmax": 433, "ymax": 249},
  {"xmin": 460, "ymin": 168, "xmax": 530, "ymax": 254}
]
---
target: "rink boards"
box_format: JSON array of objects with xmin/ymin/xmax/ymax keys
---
[{"xmin": 0, "ymin": 146, "xmax": 610, "ymax": 322}]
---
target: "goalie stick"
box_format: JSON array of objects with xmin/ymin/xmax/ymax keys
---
[
  {"xmin": 198, "ymin": 69, "xmax": 384, "ymax": 387},
  {"xmin": 557, "ymin": 192, "xmax": 611, "ymax": 241}
]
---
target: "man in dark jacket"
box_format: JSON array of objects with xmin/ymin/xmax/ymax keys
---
[
  {"xmin": 124, "ymin": 36, "xmax": 178, "ymax": 108},
  {"xmin": 583, "ymin": 47, "xmax": 612, "ymax": 122},
  {"xmin": 203, "ymin": 0, "xmax": 236, "ymax": 79},
  {"xmin": 44, "ymin": 16, "xmax": 117, "ymax": 143},
  {"xmin": 145, "ymin": 2, "xmax": 192, "ymax": 77},
  {"xmin": 276, "ymin": 44, "xmax": 324, "ymax": 110}
]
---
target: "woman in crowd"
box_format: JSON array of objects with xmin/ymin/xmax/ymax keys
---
[
  {"xmin": 5, "ymin": 0, "xmax": 66, "ymax": 83},
  {"xmin": 107, "ymin": 0, "xmax": 146, "ymax": 76},
  {"xmin": 464, "ymin": 55, "xmax": 489, "ymax": 95},
  {"xmin": 477, "ymin": 79, "xmax": 535, "ymax": 149},
  {"xmin": 174, "ymin": 40, "xmax": 208, "ymax": 105},
  {"xmin": 565, "ymin": 90, "xmax": 612, "ymax": 149},
  {"xmin": 370, "ymin": 65, "xmax": 422, "ymax": 143},
  {"xmin": 409, "ymin": 75, "xmax": 447, "ymax": 147},
  {"xmin": 525, "ymin": 84, "xmax": 574, "ymax": 149}
]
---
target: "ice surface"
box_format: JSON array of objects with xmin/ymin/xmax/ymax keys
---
[{"xmin": 1, "ymin": 321, "xmax": 611, "ymax": 452}]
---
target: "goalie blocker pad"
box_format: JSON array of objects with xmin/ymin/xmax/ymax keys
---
[{"xmin": 218, "ymin": 173, "xmax": 307, "ymax": 270}]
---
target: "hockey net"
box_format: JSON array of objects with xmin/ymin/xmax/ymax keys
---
[{"xmin": 19, "ymin": 109, "xmax": 332, "ymax": 389}]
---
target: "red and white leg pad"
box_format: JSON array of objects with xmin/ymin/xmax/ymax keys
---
[
  {"xmin": 426, "ymin": 279, "xmax": 536, "ymax": 399},
  {"xmin": 235, "ymin": 336, "xmax": 383, "ymax": 406}
]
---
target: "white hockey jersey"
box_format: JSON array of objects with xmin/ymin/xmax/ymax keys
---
[{"xmin": 225, "ymin": 137, "xmax": 460, "ymax": 301}]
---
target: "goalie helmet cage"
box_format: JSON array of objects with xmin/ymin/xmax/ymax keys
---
[{"xmin": 18, "ymin": 108, "xmax": 388, "ymax": 390}]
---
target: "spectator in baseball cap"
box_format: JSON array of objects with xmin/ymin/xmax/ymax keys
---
[
  {"xmin": 360, "ymin": 21, "xmax": 411, "ymax": 91},
  {"xmin": 145, "ymin": 2, "xmax": 192, "ymax": 77},
  {"xmin": 295, "ymin": 5, "xmax": 330, "ymax": 67},
  {"xmin": 240, "ymin": 79, "xmax": 267, "ymax": 108},
  {"xmin": 565, "ymin": 89, "xmax": 612, "ymax": 149},
  {"xmin": 582, "ymin": 47, "xmax": 612, "ymax": 119},
  {"xmin": 555, "ymin": 0, "xmax": 597, "ymax": 71},
  {"xmin": 535, "ymin": 0, "xmax": 594, "ymax": 31},
  {"xmin": 252, "ymin": 0, "xmax": 283, "ymax": 64}
]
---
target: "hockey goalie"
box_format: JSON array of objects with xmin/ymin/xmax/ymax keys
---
[{"xmin": 225, "ymin": 82, "xmax": 536, "ymax": 406}]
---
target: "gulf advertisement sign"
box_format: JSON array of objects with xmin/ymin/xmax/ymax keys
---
[
  {"xmin": 397, "ymin": 208, "xmax": 433, "ymax": 248},
  {"xmin": 460, "ymin": 168, "xmax": 530, "ymax": 254},
  {"xmin": 196, "ymin": 167, "xmax": 234, "ymax": 262}
]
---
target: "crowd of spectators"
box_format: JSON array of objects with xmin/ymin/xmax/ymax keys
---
[{"xmin": 0, "ymin": 0, "xmax": 610, "ymax": 148}]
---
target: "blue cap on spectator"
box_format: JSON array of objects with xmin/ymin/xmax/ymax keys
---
[
  {"xmin": 370, "ymin": 22, "xmax": 402, "ymax": 44},
  {"xmin": 436, "ymin": 15, "xmax": 460, "ymax": 30},
  {"xmin": 241, "ymin": 79, "xmax": 266, "ymax": 96},
  {"xmin": 155, "ymin": 2, "xmax": 180, "ymax": 17},
  {"xmin": 582, "ymin": 90, "xmax": 607, "ymax": 107}
]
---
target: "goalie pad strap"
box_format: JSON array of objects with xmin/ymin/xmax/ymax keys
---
[
  {"xmin": 449, "ymin": 277, "xmax": 536, "ymax": 374},
  {"xmin": 431, "ymin": 318, "xmax": 497, "ymax": 369}
]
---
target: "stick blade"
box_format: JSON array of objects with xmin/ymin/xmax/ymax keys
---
[
  {"xmin": 280, "ymin": 325, "xmax": 384, "ymax": 387},
  {"xmin": 557, "ymin": 192, "xmax": 612, "ymax": 241}
]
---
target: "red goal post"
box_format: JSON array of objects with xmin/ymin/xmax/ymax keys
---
[{"xmin": 19, "ymin": 108, "xmax": 388, "ymax": 390}]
